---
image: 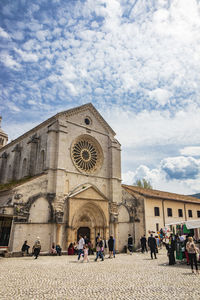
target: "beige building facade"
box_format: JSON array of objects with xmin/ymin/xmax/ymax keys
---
[{"xmin": 122, "ymin": 185, "xmax": 200, "ymax": 244}]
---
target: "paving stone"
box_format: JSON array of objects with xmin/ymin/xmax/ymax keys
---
[{"xmin": 0, "ymin": 250, "xmax": 200, "ymax": 300}]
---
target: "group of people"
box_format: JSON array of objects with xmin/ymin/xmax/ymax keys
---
[
  {"xmin": 165, "ymin": 234, "xmax": 199, "ymax": 274},
  {"xmin": 139, "ymin": 234, "xmax": 158, "ymax": 259},
  {"xmin": 22, "ymin": 238, "xmax": 62, "ymax": 259},
  {"xmin": 139, "ymin": 231, "xmax": 199, "ymax": 275},
  {"xmin": 75, "ymin": 233, "xmax": 116, "ymax": 262},
  {"xmin": 21, "ymin": 237, "xmax": 41, "ymax": 259},
  {"xmin": 22, "ymin": 231, "xmax": 199, "ymax": 274},
  {"xmin": 50, "ymin": 242, "xmax": 62, "ymax": 256}
]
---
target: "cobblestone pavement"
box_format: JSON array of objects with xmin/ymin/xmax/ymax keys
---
[{"xmin": 0, "ymin": 250, "xmax": 200, "ymax": 300}]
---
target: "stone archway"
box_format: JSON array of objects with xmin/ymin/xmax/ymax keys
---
[{"xmin": 67, "ymin": 201, "xmax": 109, "ymax": 247}]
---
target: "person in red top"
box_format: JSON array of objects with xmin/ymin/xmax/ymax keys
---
[{"xmin": 68, "ymin": 243, "xmax": 74, "ymax": 255}]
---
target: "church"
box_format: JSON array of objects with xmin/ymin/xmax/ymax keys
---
[
  {"xmin": 1, "ymin": 103, "xmax": 200, "ymax": 255},
  {"xmin": 0, "ymin": 103, "xmax": 134, "ymax": 253}
]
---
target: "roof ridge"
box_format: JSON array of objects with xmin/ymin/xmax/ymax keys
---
[{"xmin": 122, "ymin": 184, "xmax": 200, "ymax": 202}]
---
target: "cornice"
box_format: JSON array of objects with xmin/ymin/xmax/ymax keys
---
[{"xmin": 0, "ymin": 103, "xmax": 117, "ymax": 153}]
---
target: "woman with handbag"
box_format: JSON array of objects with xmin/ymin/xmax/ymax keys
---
[{"xmin": 186, "ymin": 236, "xmax": 199, "ymax": 274}]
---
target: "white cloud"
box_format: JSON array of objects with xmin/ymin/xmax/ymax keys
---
[
  {"xmin": 161, "ymin": 156, "xmax": 200, "ymax": 180},
  {"xmin": 0, "ymin": 27, "xmax": 10, "ymax": 39},
  {"xmin": 27, "ymin": 100, "xmax": 37, "ymax": 105},
  {"xmin": 104, "ymin": 104, "xmax": 200, "ymax": 149},
  {"xmin": 15, "ymin": 48, "xmax": 38, "ymax": 62},
  {"xmin": 148, "ymin": 88, "xmax": 171, "ymax": 106},
  {"xmin": 122, "ymin": 158, "xmax": 200, "ymax": 195},
  {"xmin": 35, "ymin": 30, "xmax": 49, "ymax": 42},
  {"xmin": 0, "ymin": 53, "xmax": 21, "ymax": 70},
  {"xmin": 6, "ymin": 102, "xmax": 21, "ymax": 112},
  {"xmin": 180, "ymin": 147, "xmax": 200, "ymax": 157}
]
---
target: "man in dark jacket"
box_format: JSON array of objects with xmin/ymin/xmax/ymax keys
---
[
  {"xmin": 148, "ymin": 234, "xmax": 157, "ymax": 259},
  {"xmin": 140, "ymin": 235, "xmax": 148, "ymax": 253},
  {"xmin": 128, "ymin": 234, "xmax": 133, "ymax": 255}
]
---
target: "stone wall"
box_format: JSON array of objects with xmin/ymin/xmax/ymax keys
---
[
  {"xmin": 0, "ymin": 124, "xmax": 49, "ymax": 184},
  {"xmin": 118, "ymin": 189, "xmax": 145, "ymax": 251},
  {"xmin": 10, "ymin": 223, "xmax": 53, "ymax": 252}
]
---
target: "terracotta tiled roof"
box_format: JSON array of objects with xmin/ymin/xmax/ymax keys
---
[{"xmin": 122, "ymin": 184, "xmax": 200, "ymax": 204}]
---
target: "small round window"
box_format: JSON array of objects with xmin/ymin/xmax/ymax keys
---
[{"xmin": 84, "ymin": 117, "xmax": 91, "ymax": 125}]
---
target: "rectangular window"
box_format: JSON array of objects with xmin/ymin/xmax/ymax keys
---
[
  {"xmin": 178, "ymin": 209, "xmax": 183, "ymax": 217},
  {"xmin": 188, "ymin": 210, "xmax": 193, "ymax": 218},
  {"xmin": 156, "ymin": 223, "xmax": 159, "ymax": 232},
  {"xmin": 167, "ymin": 208, "xmax": 172, "ymax": 217},
  {"xmin": 197, "ymin": 211, "xmax": 200, "ymax": 218},
  {"xmin": 154, "ymin": 207, "xmax": 160, "ymax": 216}
]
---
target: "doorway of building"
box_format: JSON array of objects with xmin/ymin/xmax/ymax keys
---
[
  {"xmin": 0, "ymin": 217, "xmax": 12, "ymax": 246},
  {"xmin": 77, "ymin": 227, "xmax": 90, "ymax": 241}
]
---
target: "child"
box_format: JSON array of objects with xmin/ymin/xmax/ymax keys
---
[{"xmin": 83, "ymin": 245, "xmax": 89, "ymax": 262}]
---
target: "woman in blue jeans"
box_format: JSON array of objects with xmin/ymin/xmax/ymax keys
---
[{"xmin": 186, "ymin": 237, "xmax": 199, "ymax": 274}]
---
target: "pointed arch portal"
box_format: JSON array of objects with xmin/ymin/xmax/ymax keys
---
[{"xmin": 65, "ymin": 185, "xmax": 109, "ymax": 247}]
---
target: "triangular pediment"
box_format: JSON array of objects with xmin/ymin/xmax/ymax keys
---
[
  {"xmin": 58, "ymin": 103, "xmax": 116, "ymax": 136},
  {"xmin": 69, "ymin": 185, "xmax": 108, "ymax": 202}
]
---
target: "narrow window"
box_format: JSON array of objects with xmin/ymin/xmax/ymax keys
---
[
  {"xmin": 188, "ymin": 210, "xmax": 192, "ymax": 218},
  {"xmin": 178, "ymin": 209, "xmax": 183, "ymax": 217},
  {"xmin": 156, "ymin": 223, "xmax": 159, "ymax": 232},
  {"xmin": 167, "ymin": 208, "xmax": 172, "ymax": 217},
  {"xmin": 154, "ymin": 207, "xmax": 160, "ymax": 216},
  {"xmin": 197, "ymin": 211, "xmax": 200, "ymax": 218}
]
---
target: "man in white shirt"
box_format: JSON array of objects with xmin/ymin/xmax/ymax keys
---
[{"xmin": 78, "ymin": 234, "xmax": 85, "ymax": 260}]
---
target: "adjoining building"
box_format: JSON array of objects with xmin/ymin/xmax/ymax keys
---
[
  {"xmin": 122, "ymin": 185, "xmax": 200, "ymax": 240},
  {"xmin": 0, "ymin": 103, "xmax": 200, "ymax": 255}
]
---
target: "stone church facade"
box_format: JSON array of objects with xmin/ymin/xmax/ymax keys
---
[
  {"xmin": 0, "ymin": 103, "xmax": 126, "ymax": 253},
  {"xmin": 1, "ymin": 103, "xmax": 199, "ymax": 255}
]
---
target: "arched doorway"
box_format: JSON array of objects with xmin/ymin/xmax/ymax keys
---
[
  {"xmin": 68, "ymin": 202, "xmax": 109, "ymax": 247},
  {"xmin": 77, "ymin": 227, "xmax": 90, "ymax": 241}
]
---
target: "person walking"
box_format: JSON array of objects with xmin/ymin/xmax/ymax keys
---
[
  {"xmin": 95, "ymin": 237, "xmax": 104, "ymax": 261},
  {"xmin": 108, "ymin": 236, "xmax": 114, "ymax": 258},
  {"xmin": 113, "ymin": 237, "xmax": 116, "ymax": 258},
  {"xmin": 33, "ymin": 237, "xmax": 41, "ymax": 259},
  {"xmin": 128, "ymin": 234, "xmax": 133, "ymax": 255},
  {"xmin": 140, "ymin": 235, "xmax": 148, "ymax": 253},
  {"xmin": 83, "ymin": 245, "xmax": 89, "ymax": 263},
  {"xmin": 77, "ymin": 234, "xmax": 85, "ymax": 260},
  {"xmin": 166, "ymin": 234, "xmax": 176, "ymax": 265},
  {"xmin": 148, "ymin": 234, "xmax": 157, "ymax": 259},
  {"xmin": 95, "ymin": 233, "xmax": 100, "ymax": 246},
  {"xmin": 186, "ymin": 236, "xmax": 199, "ymax": 274}
]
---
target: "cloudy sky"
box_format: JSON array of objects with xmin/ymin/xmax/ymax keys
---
[{"xmin": 1, "ymin": 0, "xmax": 200, "ymax": 195}]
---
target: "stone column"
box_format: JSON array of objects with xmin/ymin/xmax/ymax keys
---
[
  {"xmin": 90, "ymin": 227, "xmax": 95, "ymax": 246},
  {"xmin": 46, "ymin": 122, "xmax": 58, "ymax": 193},
  {"xmin": 114, "ymin": 221, "xmax": 119, "ymax": 252},
  {"xmin": 66, "ymin": 226, "xmax": 73, "ymax": 248},
  {"xmin": 56, "ymin": 224, "xmax": 61, "ymax": 245},
  {"xmin": 0, "ymin": 152, "xmax": 8, "ymax": 183},
  {"xmin": 55, "ymin": 211, "xmax": 64, "ymax": 247},
  {"xmin": 12, "ymin": 144, "xmax": 22, "ymax": 180}
]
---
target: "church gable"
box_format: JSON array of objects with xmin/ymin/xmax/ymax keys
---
[
  {"xmin": 58, "ymin": 103, "xmax": 115, "ymax": 137},
  {"xmin": 71, "ymin": 186, "xmax": 107, "ymax": 201}
]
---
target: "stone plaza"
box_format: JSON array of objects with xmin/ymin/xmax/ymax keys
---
[{"xmin": 0, "ymin": 250, "xmax": 199, "ymax": 300}]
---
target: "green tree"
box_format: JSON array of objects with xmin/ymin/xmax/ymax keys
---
[{"xmin": 134, "ymin": 178, "xmax": 152, "ymax": 189}]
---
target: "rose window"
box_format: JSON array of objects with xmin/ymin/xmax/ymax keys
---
[{"xmin": 72, "ymin": 139, "xmax": 99, "ymax": 172}]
